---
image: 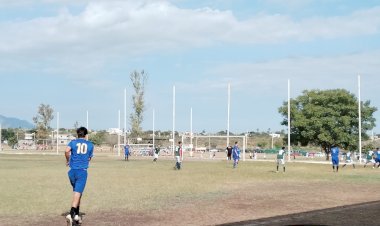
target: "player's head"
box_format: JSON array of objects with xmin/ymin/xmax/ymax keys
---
[
  {"xmin": 178, "ymin": 141, "xmax": 182, "ymax": 145},
  {"xmin": 77, "ymin": 127, "xmax": 88, "ymax": 138},
  {"xmin": 235, "ymin": 141, "xmax": 238, "ymax": 145},
  {"xmin": 282, "ymin": 146, "xmax": 285, "ymax": 150}
]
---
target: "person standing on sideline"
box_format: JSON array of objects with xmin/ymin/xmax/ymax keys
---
[
  {"xmin": 331, "ymin": 144, "xmax": 340, "ymax": 172},
  {"xmin": 276, "ymin": 146, "xmax": 286, "ymax": 173},
  {"xmin": 342, "ymin": 151, "xmax": 355, "ymax": 168},
  {"xmin": 65, "ymin": 127, "xmax": 94, "ymax": 225},
  {"xmin": 174, "ymin": 141, "xmax": 183, "ymax": 170},
  {"xmin": 226, "ymin": 145, "xmax": 232, "ymax": 160},
  {"xmin": 153, "ymin": 145, "xmax": 160, "ymax": 162},
  {"xmin": 124, "ymin": 144, "xmax": 130, "ymax": 161},
  {"xmin": 232, "ymin": 142, "xmax": 240, "ymax": 168}
]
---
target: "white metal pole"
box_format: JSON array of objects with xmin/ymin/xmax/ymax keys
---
[
  {"xmin": 118, "ymin": 110, "xmax": 121, "ymax": 157},
  {"xmin": 190, "ymin": 107, "xmax": 193, "ymax": 147},
  {"xmin": 271, "ymin": 134, "xmax": 274, "ymax": 149},
  {"xmin": 56, "ymin": 112, "xmax": 59, "ymax": 155},
  {"xmin": 227, "ymin": 83, "xmax": 231, "ymax": 147},
  {"xmin": 86, "ymin": 110, "xmax": 89, "ymax": 130},
  {"xmin": 153, "ymin": 108, "xmax": 155, "ymax": 149},
  {"xmin": 358, "ymin": 75, "xmax": 362, "ymax": 163},
  {"xmin": 243, "ymin": 136, "xmax": 246, "ymax": 161},
  {"xmin": 287, "ymin": 79, "xmax": 291, "ymax": 161},
  {"xmin": 124, "ymin": 88, "xmax": 127, "ymax": 145},
  {"xmin": 190, "ymin": 107, "xmax": 193, "ymax": 157},
  {"xmin": 172, "ymin": 86, "xmax": 176, "ymax": 156},
  {"xmin": 0, "ymin": 124, "xmax": 2, "ymax": 151}
]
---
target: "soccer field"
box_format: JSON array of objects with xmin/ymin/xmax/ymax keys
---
[{"xmin": 1, "ymin": 153, "xmax": 380, "ymax": 225}]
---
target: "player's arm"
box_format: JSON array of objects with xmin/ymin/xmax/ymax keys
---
[{"xmin": 65, "ymin": 146, "xmax": 71, "ymax": 166}]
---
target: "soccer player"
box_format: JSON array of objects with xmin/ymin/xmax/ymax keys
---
[
  {"xmin": 174, "ymin": 141, "xmax": 183, "ymax": 170},
  {"xmin": 65, "ymin": 127, "xmax": 94, "ymax": 225},
  {"xmin": 374, "ymin": 148, "xmax": 380, "ymax": 168},
  {"xmin": 364, "ymin": 150, "xmax": 375, "ymax": 168},
  {"xmin": 153, "ymin": 145, "xmax": 160, "ymax": 162},
  {"xmin": 232, "ymin": 142, "xmax": 240, "ymax": 168},
  {"xmin": 342, "ymin": 151, "xmax": 355, "ymax": 168},
  {"xmin": 276, "ymin": 146, "xmax": 286, "ymax": 173},
  {"xmin": 331, "ymin": 144, "xmax": 340, "ymax": 172},
  {"xmin": 226, "ymin": 145, "xmax": 232, "ymax": 160},
  {"xmin": 124, "ymin": 144, "xmax": 130, "ymax": 161}
]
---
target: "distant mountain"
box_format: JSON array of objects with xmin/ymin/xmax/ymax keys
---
[{"xmin": 0, "ymin": 115, "xmax": 34, "ymax": 129}]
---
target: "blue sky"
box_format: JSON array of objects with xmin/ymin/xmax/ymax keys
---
[{"xmin": 0, "ymin": 0, "xmax": 380, "ymax": 134}]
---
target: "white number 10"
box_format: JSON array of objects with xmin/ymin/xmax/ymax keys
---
[{"xmin": 76, "ymin": 143, "xmax": 88, "ymax": 154}]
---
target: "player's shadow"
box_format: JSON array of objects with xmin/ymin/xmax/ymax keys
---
[{"xmin": 217, "ymin": 200, "xmax": 380, "ymax": 226}]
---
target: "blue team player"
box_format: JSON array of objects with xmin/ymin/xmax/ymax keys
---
[
  {"xmin": 124, "ymin": 144, "xmax": 130, "ymax": 161},
  {"xmin": 331, "ymin": 144, "xmax": 340, "ymax": 173},
  {"xmin": 374, "ymin": 148, "xmax": 380, "ymax": 168},
  {"xmin": 232, "ymin": 141, "xmax": 240, "ymax": 168},
  {"xmin": 65, "ymin": 127, "xmax": 94, "ymax": 225}
]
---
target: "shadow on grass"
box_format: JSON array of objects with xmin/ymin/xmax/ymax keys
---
[{"xmin": 218, "ymin": 200, "xmax": 380, "ymax": 226}]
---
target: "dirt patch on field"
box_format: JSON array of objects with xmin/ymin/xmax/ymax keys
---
[{"xmin": 2, "ymin": 180, "xmax": 380, "ymax": 226}]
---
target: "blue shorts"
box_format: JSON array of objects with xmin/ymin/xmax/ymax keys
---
[
  {"xmin": 68, "ymin": 169, "xmax": 88, "ymax": 194},
  {"xmin": 332, "ymin": 158, "xmax": 339, "ymax": 166},
  {"xmin": 375, "ymin": 158, "xmax": 380, "ymax": 163}
]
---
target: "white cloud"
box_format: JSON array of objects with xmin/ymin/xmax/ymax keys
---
[
  {"xmin": 193, "ymin": 51, "xmax": 380, "ymax": 97},
  {"xmin": 1, "ymin": 1, "xmax": 379, "ymax": 55},
  {"xmin": 0, "ymin": 0, "xmax": 379, "ymax": 90}
]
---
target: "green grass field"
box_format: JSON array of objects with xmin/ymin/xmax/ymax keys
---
[{"xmin": 1, "ymin": 153, "xmax": 380, "ymax": 223}]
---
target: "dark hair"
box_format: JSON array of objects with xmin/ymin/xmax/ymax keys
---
[
  {"xmin": 178, "ymin": 141, "xmax": 182, "ymax": 144},
  {"xmin": 282, "ymin": 146, "xmax": 285, "ymax": 150},
  {"xmin": 77, "ymin": 127, "xmax": 88, "ymax": 138}
]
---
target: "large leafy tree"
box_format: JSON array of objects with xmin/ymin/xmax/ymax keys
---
[
  {"xmin": 279, "ymin": 89, "xmax": 376, "ymax": 159},
  {"xmin": 33, "ymin": 104, "xmax": 54, "ymax": 142},
  {"xmin": 130, "ymin": 70, "xmax": 148, "ymax": 137}
]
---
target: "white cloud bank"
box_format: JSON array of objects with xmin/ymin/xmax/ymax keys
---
[{"xmin": 0, "ymin": 1, "xmax": 379, "ymax": 56}]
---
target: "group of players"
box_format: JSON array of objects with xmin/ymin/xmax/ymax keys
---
[{"xmin": 331, "ymin": 145, "xmax": 380, "ymax": 172}]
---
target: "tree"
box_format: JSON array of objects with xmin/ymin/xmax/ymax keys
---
[
  {"xmin": 88, "ymin": 131, "xmax": 107, "ymax": 146},
  {"xmin": 33, "ymin": 104, "xmax": 54, "ymax": 142},
  {"xmin": 1, "ymin": 128, "xmax": 18, "ymax": 147},
  {"xmin": 130, "ymin": 70, "xmax": 148, "ymax": 137},
  {"xmin": 279, "ymin": 89, "xmax": 377, "ymax": 160}
]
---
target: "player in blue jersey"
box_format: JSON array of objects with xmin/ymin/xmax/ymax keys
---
[
  {"xmin": 65, "ymin": 127, "xmax": 94, "ymax": 225},
  {"xmin": 374, "ymin": 148, "xmax": 380, "ymax": 168},
  {"xmin": 232, "ymin": 141, "xmax": 240, "ymax": 168},
  {"xmin": 124, "ymin": 144, "xmax": 130, "ymax": 161},
  {"xmin": 331, "ymin": 145, "xmax": 340, "ymax": 172}
]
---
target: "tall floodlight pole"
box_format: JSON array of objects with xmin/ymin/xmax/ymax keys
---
[
  {"xmin": 124, "ymin": 88, "xmax": 127, "ymax": 145},
  {"xmin": 227, "ymin": 83, "xmax": 231, "ymax": 147},
  {"xmin": 190, "ymin": 107, "xmax": 193, "ymax": 148},
  {"xmin": 172, "ymin": 86, "xmax": 176, "ymax": 155},
  {"xmin": 86, "ymin": 110, "xmax": 89, "ymax": 130},
  {"xmin": 118, "ymin": 110, "xmax": 121, "ymax": 157},
  {"xmin": 153, "ymin": 108, "xmax": 155, "ymax": 149},
  {"xmin": 0, "ymin": 123, "xmax": 2, "ymax": 152},
  {"xmin": 358, "ymin": 75, "xmax": 362, "ymax": 163},
  {"xmin": 56, "ymin": 112, "xmax": 59, "ymax": 155},
  {"xmin": 287, "ymin": 80, "xmax": 291, "ymax": 161}
]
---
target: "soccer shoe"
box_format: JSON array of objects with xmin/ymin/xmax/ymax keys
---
[
  {"xmin": 66, "ymin": 214, "xmax": 73, "ymax": 226},
  {"xmin": 74, "ymin": 215, "xmax": 82, "ymax": 225}
]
